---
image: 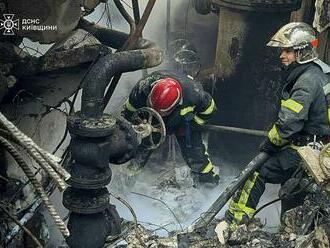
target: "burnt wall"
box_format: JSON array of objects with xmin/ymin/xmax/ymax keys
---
[{"xmin": 209, "ymin": 8, "xmax": 295, "ymax": 167}]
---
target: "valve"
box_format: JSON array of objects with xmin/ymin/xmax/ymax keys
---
[{"xmin": 131, "ymin": 107, "xmax": 166, "ymax": 150}]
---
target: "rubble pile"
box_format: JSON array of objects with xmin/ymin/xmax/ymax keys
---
[
  {"xmin": 104, "ymin": 183, "xmax": 330, "ymax": 248},
  {"xmin": 217, "ymin": 189, "xmax": 330, "ymax": 248}
]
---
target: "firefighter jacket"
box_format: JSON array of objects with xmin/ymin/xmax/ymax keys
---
[
  {"xmin": 124, "ymin": 70, "xmax": 216, "ymax": 132},
  {"xmin": 268, "ymin": 60, "xmax": 330, "ymax": 146}
]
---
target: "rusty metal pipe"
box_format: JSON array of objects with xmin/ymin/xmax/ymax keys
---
[
  {"xmin": 79, "ymin": 4, "xmax": 162, "ymax": 119},
  {"xmin": 113, "ymin": 0, "xmax": 136, "ymax": 35},
  {"xmin": 102, "ymin": 0, "xmax": 158, "ymax": 110},
  {"xmin": 132, "ymin": 0, "xmax": 141, "ymax": 25},
  {"xmin": 121, "ymin": 0, "xmax": 156, "ymax": 51}
]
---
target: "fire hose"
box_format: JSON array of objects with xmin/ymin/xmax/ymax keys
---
[
  {"xmin": 193, "ymin": 152, "xmax": 270, "ymax": 229},
  {"xmin": 199, "ymin": 124, "xmax": 268, "ymax": 137}
]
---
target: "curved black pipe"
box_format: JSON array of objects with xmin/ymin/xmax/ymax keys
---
[
  {"xmin": 81, "ymin": 47, "xmax": 162, "ymax": 118},
  {"xmin": 78, "ymin": 19, "xmax": 163, "ymax": 119}
]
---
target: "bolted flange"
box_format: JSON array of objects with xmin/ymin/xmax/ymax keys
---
[
  {"xmin": 67, "ymin": 163, "xmax": 112, "ymax": 189},
  {"xmin": 63, "ymin": 187, "xmax": 110, "ymax": 214},
  {"xmin": 68, "ymin": 112, "xmax": 116, "ymax": 137}
]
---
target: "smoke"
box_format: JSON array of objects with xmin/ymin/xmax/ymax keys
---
[
  {"xmin": 100, "ymin": 0, "xmax": 193, "ymax": 114},
  {"xmin": 109, "ymin": 138, "xmax": 237, "ymax": 236},
  {"xmin": 14, "ymin": 1, "xmax": 282, "ymax": 246}
]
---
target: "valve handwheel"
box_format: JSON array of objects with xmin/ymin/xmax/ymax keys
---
[{"xmin": 131, "ymin": 107, "xmax": 166, "ymax": 150}]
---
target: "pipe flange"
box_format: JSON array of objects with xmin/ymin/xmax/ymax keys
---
[
  {"xmin": 68, "ymin": 112, "xmax": 116, "ymax": 137},
  {"xmin": 212, "ymin": 0, "xmax": 301, "ymax": 12},
  {"xmin": 63, "ymin": 187, "xmax": 110, "ymax": 214},
  {"xmin": 67, "ymin": 163, "xmax": 111, "ymax": 189}
]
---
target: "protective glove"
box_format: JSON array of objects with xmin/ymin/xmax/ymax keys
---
[{"xmin": 259, "ymin": 137, "xmax": 282, "ymax": 155}]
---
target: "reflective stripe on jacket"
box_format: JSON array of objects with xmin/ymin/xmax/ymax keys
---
[{"xmin": 268, "ymin": 61, "xmax": 330, "ymax": 146}]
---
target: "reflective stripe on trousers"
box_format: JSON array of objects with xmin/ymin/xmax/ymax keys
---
[{"xmin": 228, "ymin": 171, "xmax": 265, "ymax": 223}]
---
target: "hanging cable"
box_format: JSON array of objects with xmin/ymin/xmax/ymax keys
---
[{"xmin": 252, "ymin": 198, "xmax": 281, "ymax": 218}]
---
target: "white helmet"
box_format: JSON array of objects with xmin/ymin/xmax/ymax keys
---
[{"xmin": 267, "ymin": 22, "xmax": 318, "ymax": 64}]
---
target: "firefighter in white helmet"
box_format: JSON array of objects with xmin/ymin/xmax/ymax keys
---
[{"xmin": 226, "ymin": 22, "xmax": 330, "ymax": 228}]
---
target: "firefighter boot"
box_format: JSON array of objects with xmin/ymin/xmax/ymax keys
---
[{"xmin": 192, "ymin": 170, "xmax": 220, "ymax": 188}]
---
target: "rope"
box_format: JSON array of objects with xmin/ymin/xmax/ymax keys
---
[{"xmin": 0, "ymin": 136, "xmax": 70, "ymax": 238}]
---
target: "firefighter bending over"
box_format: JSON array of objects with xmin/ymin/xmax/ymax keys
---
[
  {"xmin": 122, "ymin": 70, "xmax": 219, "ymax": 186},
  {"xmin": 226, "ymin": 22, "xmax": 330, "ymax": 227}
]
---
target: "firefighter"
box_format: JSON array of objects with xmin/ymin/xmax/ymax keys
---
[
  {"xmin": 122, "ymin": 70, "xmax": 219, "ymax": 186},
  {"xmin": 226, "ymin": 22, "xmax": 330, "ymax": 227}
]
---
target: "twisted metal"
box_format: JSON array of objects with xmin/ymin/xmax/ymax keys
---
[
  {"xmin": 0, "ymin": 202, "xmax": 43, "ymax": 247},
  {"xmin": 0, "ymin": 112, "xmax": 70, "ymax": 190},
  {"xmin": 21, "ymin": 146, "xmax": 67, "ymax": 191},
  {"xmin": 0, "ymin": 136, "xmax": 70, "ymax": 238}
]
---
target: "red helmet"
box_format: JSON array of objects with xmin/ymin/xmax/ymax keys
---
[{"xmin": 148, "ymin": 78, "xmax": 182, "ymax": 116}]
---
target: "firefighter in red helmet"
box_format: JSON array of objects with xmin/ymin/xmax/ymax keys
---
[
  {"xmin": 148, "ymin": 78, "xmax": 183, "ymax": 117},
  {"xmin": 122, "ymin": 70, "xmax": 219, "ymax": 186}
]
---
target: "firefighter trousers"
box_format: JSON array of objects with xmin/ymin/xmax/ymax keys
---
[{"xmin": 228, "ymin": 147, "xmax": 304, "ymax": 223}]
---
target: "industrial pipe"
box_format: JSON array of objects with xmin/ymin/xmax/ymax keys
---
[
  {"xmin": 200, "ymin": 124, "xmax": 268, "ymax": 137},
  {"xmin": 193, "ymin": 152, "xmax": 270, "ymax": 228},
  {"xmin": 79, "ymin": 7, "xmax": 162, "ymax": 119},
  {"xmin": 64, "ymin": 3, "xmax": 163, "ymax": 246},
  {"xmin": 81, "ymin": 48, "xmax": 162, "ymax": 118},
  {"xmin": 102, "ymin": 0, "xmax": 157, "ymax": 107},
  {"xmin": 132, "ymin": 0, "xmax": 141, "ymax": 25},
  {"xmin": 113, "ymin": 0, "xmax": 136, "ymax": 35}
]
